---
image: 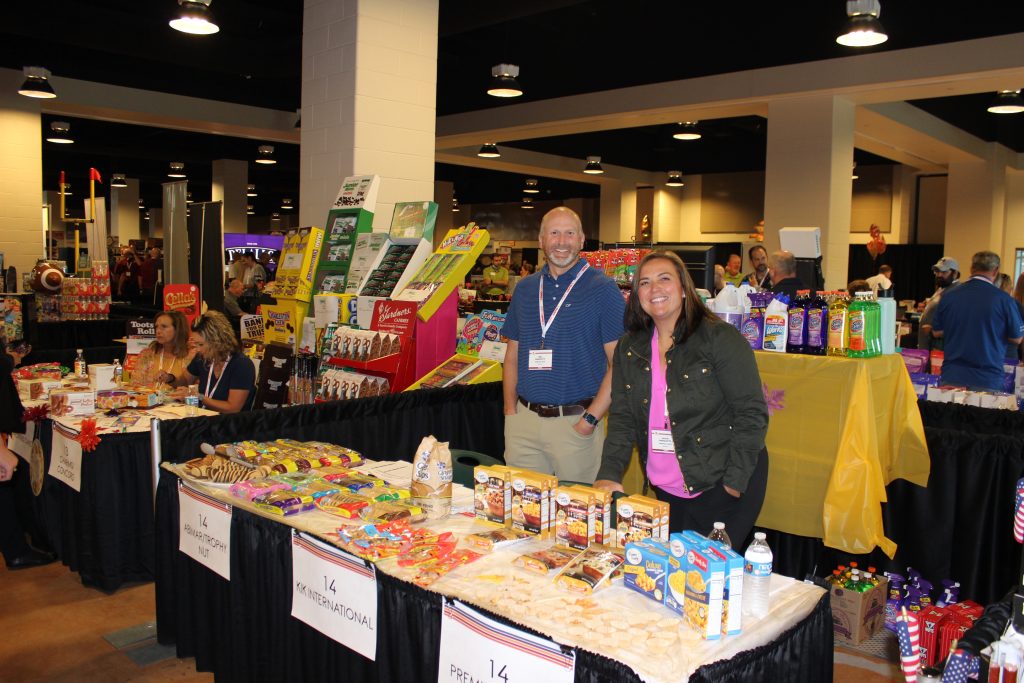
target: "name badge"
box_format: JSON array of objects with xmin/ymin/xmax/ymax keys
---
[
  {"xmin": 528, "ymin": 349, "xmax": 553, "ymax": 370},
  {"xmin": 651, "ymin": 429, "xmax": 675, "ymax": 453}
]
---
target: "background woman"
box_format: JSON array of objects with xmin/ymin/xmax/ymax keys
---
[
  {"xmin": 169, "ymin": 311, "xmax": 254, "ymax": 414},
  {"xmin": 595, "ymin": 251, "xmax": 769, "ymax": 547},
  {"xmin": 130, "ymin": 310, "xmax": 194, "ymax": 385}
]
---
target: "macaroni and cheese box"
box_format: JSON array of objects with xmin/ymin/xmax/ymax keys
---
[
  {"xmin": 473, "ymin": 465, "xmax": 514, "ymax": 526},
  {"xmin": 614, "ymin": 494, "xmax": 669, "ymax": 547},
  {"xmin": 571, "ymin": 485, "xmax": 613, "ymax": 545},
  {"xmin": 623, "ymin": 539, "xmax": 676, "ymax": 605},
  {"xmin": 707, "ymin": 541, "xmax": 744, "ymax": 636},
  {"xmin": 554, "ymin": 485, "xmax": 595, "ymax": 550},
  {"xmin": 666, "ymin": 533, "xmax": 725, "ymax": 640},
  {"xmin": 509, "ymin": 469, "xmax": 558, "ymax": 537}
]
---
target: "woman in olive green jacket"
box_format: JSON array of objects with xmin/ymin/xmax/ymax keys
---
[{"xmin": 595, "ymin": 251, "xmax": 769, "ymax": 546}]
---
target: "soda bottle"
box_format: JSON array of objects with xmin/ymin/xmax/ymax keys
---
[
  {"xmin": 74, "ymin": 348, "xmax": 88, "ymax": 378},
  {"xmin": 743, "ymin": 532, "xmax": 773, "ymax": 618},
  {"xmin": 804, "ymin": 291, "xmax": 828, "ymax": 355},
  {"xmin": 827, "ymin": 293, "xmax": 850, "ymax": 357},
  {"xmin": 866, "ymin": 294, "xmax": 882, "ymax": 357},
  {"xmin": 708, "ymin": 521, "xmax": 732, "ymax": 549},
  {"xmin": 877, "ymin": 288, "xmax": 898, "ymax": 354},
  {"xmin": 848, "ymin": 292, "xmax": 871, "ymax": 358},
  {"xmin": 787, "ymin": 290, "xmax": 809, "ymax": 354}
]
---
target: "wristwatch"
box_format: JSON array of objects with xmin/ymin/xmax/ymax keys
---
[{"xmin": 581, "ymin": 411, "xmax": 599, "ymax": 426}]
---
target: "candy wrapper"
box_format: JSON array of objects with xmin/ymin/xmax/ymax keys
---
[
  {"xmin": 412, "ymin": 548, "xmax": 482, "ymax": 587},
  {"xmin": 409, "ymin": 435, "xmax": 453, "ymax": 520}
]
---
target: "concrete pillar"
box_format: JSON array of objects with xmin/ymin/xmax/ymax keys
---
[
  {"xmin": 212, "ymin": 159, "xmax": 248, "ymax": 234},
  {"xmin": 764, "ymin": 95, "xmax": 855, "ymax": 290},
  {"xmin": 111, "ymin": 178, "xmax": 140, "ymax": 244},
  {"xmin": 0, "ymin": 68, "xmax": 44, "ymax": 278},
  {"xmin": 301, "ymin": 0, "xmax": 438, "ymax": 230},
  {"xmin": 944, "ymin": 145, "xmax": 1012, "ymax": 270}
]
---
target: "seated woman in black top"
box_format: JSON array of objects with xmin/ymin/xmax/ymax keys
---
[{"xmin": 169, "ymin": 311, "xmax": 255, "ymax": 414}]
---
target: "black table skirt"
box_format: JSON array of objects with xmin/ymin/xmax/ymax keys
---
[{"xmin": 155, "ymin": 471, "xmax": 833, "ymax": 683}]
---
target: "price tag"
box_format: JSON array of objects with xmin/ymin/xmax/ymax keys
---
[
  {"xmin": 9, "ymin": 421, "xmax": 35, "ymax": 459},
  {"xmin": 177, "ymin": 480, "xmax": 232, "ymax": 580},
  {"xmin": 438, "ymin": 600, "xmax": 575, "ymax": 683},
  {"xmin": 47, "ymin": 427, "xmax": 82, "ymax": 492},
  {"xmin": 479, "ymin": 340, "xmax": 507, "ymax": 364},
  {"xmin": 290, "ymin": 531, "xmax": 377, "ymax": 661}
]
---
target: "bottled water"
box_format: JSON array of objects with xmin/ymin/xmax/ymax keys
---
[
  {"xmin": 743, "ymin": 532, "xmax": 773, "ymax": 618},
  {"xmin": 112, "ymin": 358, "xmax": 123, "ymax": 386},
  {"xmin": 74, "ymin": 348, "xmax": 87, "ymax": 378},
  {"xmin": 185, "ymin": 386, "xmax": 200, "ymax": 416},
  {"xmin": 707, "ymin": 521, "xmax": 732, "ymax": 548}
]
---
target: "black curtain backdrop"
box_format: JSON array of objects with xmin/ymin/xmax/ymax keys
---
[
  {"xmin": 847, "ymin": 243, "xmax": 944, "ymax": 303},
  {"xmin": 155, "ymin": 470, "xmax": 833, "ymax": 683}
]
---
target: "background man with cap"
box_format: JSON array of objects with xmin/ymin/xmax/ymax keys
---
[
  {"xmin": 932, "ymin": 251, "xmax": 1024, "ymax": 391},
  {"xmin": 918, "ymin": 256, "xmax": 960, "ymax": 350}
]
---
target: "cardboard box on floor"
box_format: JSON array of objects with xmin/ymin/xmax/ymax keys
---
[{"xmin": 830, "ymin": 577, "xmax": 888, "ymax": 645}]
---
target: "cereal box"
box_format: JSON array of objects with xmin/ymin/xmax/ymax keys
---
[
  {"xmin": 553, "ymin": 485, "xmax": 595, "ymax": 550},
  {"xmin": 614, "ymin": 494, "xmax": 669, "ymax": 547},
  {"xmin": 473, "ymin": 465, "xmax": 514, "ymax": 526},
  {"xmin": 509, "ymin": 469, "xmax": 557, "ymax": 536},
  {"xmin": 571, "ymin": 485, "xmax": 612, "ymax": 545},
  {"xmin": 623, "ymin": 539, "xmax": 675, "ymax": 605}
]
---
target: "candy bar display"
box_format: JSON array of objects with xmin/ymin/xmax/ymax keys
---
[
  {"xmin": 275, "ymin": 227, "xmax": 324, "ymax": 301},
  {"xmin": 316, "ymin": 368, "xmax": 390, "ymax": 401},
  {"xmin": 408, "ymin": 353, "xmax": 501, "ymax": 390},
  {"xmin": 312, "ymin": 206, "xmax": 374, "ymax": 294},
  {"xmin": 323, "ymin": 327, "xmax": 401, "ymax": 363},
  {"xmin": 581, "ymin": 248, "xmax": 648, "ymax": 287},
  {"xmin": 60, "ymin": 270, "xmax": 112, "ymax": 320},
  {"xmin": 358, "ymin": 243, "xmax": 417, "ymax": 298},
  {"xmin": 394, "ymin": 223, "xmax": 489, "ymax": 322}
]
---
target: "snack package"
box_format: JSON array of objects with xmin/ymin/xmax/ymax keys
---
[
  {"xmin": 412, "ymin": 548, "xmax": 483, "ymax": 587},
  {"xmin": 553, "ymin": 485, "xmax": 595, "ymax": 550},
  {"xmin": 229, "ymin": 479, "xmax": 289, "ymax": 502},
  {"xmin": 512, "ymin": 545, "xmax": 582, "ymax": 575},
  {"xmin": 570, "ymin": 484, "xmax": 612, "ymax": 545},
  {"xmin": 614, "ymin": 495, "xmax": 669, "ymax": 547},
  {"xmin": 315, "ymin": 491, "xmax": 371, "ymax": 518},
  {"xmin": 623, "ymin": 539, "xmax": 672, "ymax": 605},
  {"xmin": 474, "ymin": 464, "xmax": 514, "ymax": 526},
  {"xmin": 463, "ymin": 527, "xmax": 533, "ymax": 552},
  {"xmin": 252, "ymin": 490, "xmax": 316, "ymax": 516},
  {"xmin": 409, "ymin": 435, "xmax": 453, "ymax": 519},
  {"xmin": 509, "ymin": 469, "xmax": 558, "ymax": 537},
  {"xmin": 554, "ymin": 547, "xmax": 624, "ymax": 595},
  {"xmin": 358, "ymin": 501, "xmax": 426, "ymax": 524}
]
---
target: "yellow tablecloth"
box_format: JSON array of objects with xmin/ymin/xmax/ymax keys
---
[{"xmin": 754, "ymin": 352, "xmax": 929, "ymax": 557}]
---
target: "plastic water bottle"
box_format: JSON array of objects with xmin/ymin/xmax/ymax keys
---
[
  {"xmin": 112, "ymin": 358, "xmax": 123, "ymax": 386},
  {"xmin": 707, "ymin": 521, "xmax": 732, "ymax": 549},
  {"xmin": 743, "ymin": 532, "xmax": 773, "ymax": 618},
  {"xmin": 74, "ymin": 348, "xmax": 87, "ymax": 378},
  {"xmin": 185, "ymin": 385, "xmax": 200, "ymax": 416},
  {"xmin": 877, "ymin": 287, "xmax": 897, "ymax": 354}
]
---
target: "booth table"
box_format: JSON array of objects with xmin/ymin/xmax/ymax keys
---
[
  {"xmin": 753, "ymin": 352, "xmax": 930, "ymax": 556},
  {"xmin": 155, "ymin": 469, "xmax": 833, "ymax": 683}
]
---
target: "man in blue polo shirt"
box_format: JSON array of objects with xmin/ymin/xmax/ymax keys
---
[
  {"xmin": 932, "ymin": 250, "xmax": 1024, "ymax": 391},
  {"xmin": 502, "ymin": 206, "xmax": 626, "ymax": 482}
]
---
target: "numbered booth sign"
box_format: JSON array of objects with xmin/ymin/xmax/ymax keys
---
[
  {"xmin": 438, "ymin": 600, "xmax": 575, "ymax": 683},
  {"xmin": 177, "ymin": 480, "xmax": 233, "ymax": 580}
]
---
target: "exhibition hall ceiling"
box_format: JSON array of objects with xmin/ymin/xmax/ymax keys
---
[{"xmin": 1, "ymin": 0, "xmax": 1022, "ymax": 210}]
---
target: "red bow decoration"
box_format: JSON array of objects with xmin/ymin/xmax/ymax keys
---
[
  {"xmin": 22, "ymin": 404, "xmax": 50, "ymax": 423},
  {"xmin": 867, "ymin": 223, "xmax": 887, "ymax": 259},
  {"xmin": 78, "ymin": 418, "xmax": 101, "ymax": 452}
]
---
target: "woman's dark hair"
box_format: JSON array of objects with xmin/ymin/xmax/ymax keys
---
[{"xmin": 624, "ymin": 251, "xmax": 717, "ymax": 343}]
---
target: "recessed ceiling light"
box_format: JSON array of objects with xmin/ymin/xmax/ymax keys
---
[
  {"xmin": 168, "ymin": 162, "xmax": 186, "ymax": 178},
  {"xmin": 672, "ymin": 122, "xmax": 701, "ymax": 141},
  {"xmin": 61, "ymin": 183, "xmax": 72, "ymax": 196},
  {"xmin": 271, "ymin": 212, "xmax": 281, "ymax": 219},
  {"xmin": 255, "ymin": 145, "xmax": 276, "ymax": 164},
  {"xmin": 246, "ymin": 184, "xmax": 258, "ymax": 197},
  {"xmin": 45, "ymin": 121, "xmax": 74, "ymax": 144},
  {"xmin": 521, "ymin": 197, "xmax": 535, "ymax": 209},
  {"xmin": 281, "ymin": 198, "xmax": 294, "ymax": 210},
  {"xmin": 487, "ymin": 64, "xmax": 523, "ymax": 98},
  {"xmin": 18, "ymin": 66, "xmax": 56, "ymax": 99},
  {"xmin": 666, "ymin": 171, "xmax": 685, "ymax": 187},
  {"xmin": 187, "ymin": 192, "xmax": 194, "ymax": 204},
  {"xmin": 583, "ymin": 156, "xmax": 604, "ymax": 174},
  {"xmin": 246, "ymin": 204, "xmax": 255, "ymax": 215},
  {"xmin": 169, "ymin": 0, "xmax": 220, "ymax": 35},
  {"xmin": 987, "ymin": 90, "xmax": 1024, "ymax": 114},
  {"xmin": 477, "ymin": 143, "xmax": 500, "ymax": 158},
  {"xmin": 836, "ymin": 0, "xmax": 888, "ymax": 47},
  {"xmin": 523, "ymin": 178, "xmax": 539, "ymax": 194},
  {"xmin": 111, "ymin": 174, "xmax": 128, "ymax": 188},
  {"xmin": 138, "ymin": 199, "xmax": 145, "ymax": 209}
]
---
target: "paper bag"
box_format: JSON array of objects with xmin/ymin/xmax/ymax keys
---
[{"xmin": 410, "ymin": 435, "xmax": 452, "ymax": 519}]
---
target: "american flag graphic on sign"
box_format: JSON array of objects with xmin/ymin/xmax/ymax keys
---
[{"xmin": 940, "ymin": 648, "xmax": 978, "ymax": 683}]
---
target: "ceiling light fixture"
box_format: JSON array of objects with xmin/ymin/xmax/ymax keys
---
[
  {"xmin": 60, "ymin": 183, "xmax": 72, "ymax": 196},
  {"xmin": 169, "ymin": 0, "xmax": 220, "ymax": 35},
  {"xmin": 45, "ymin": 121, "xmax": 74, "ymax": 144},
  {"xmin": 18, "ymin": 66, "xmax": 56, "ymax": 98},
  {"xmin": 187, "ymin": 192, "xmax": 194, "ymax": 204},
  {"xmin": 487, "ymin": 63, "xmax": 523, "ymax": 98},
  {"xmin": 246, "ymin": 204, "xmax": 255, "ymax": 215},
  {"xmin": 281, "ymin": 198, "xmax": 294, "ymax": 210},
  {"xmin": 836, "ymin": 0, "xmax": 888, "ymax": 47},
  {"xmin": 666, "ymin": 171, "xmax": 685, "ymax": 187},
  {"xmin": 477, "ymin": 143, "xmax": 500, "ymax": 158},
  {"xmin": 255, "ymin": 144, "xmax": 276, "ymax": 164},
  {"xmin": 246, "ymin": 184, "xmax": 258, "ymax": 197},
  {"xmin": 523, "ymin": 178, "xmax": 539, "ymax": 194},
  {"xmin": 168, "ymin": 162, "xmax": 186, "ymax": 178},
  {"xmin": 672, "ymin": 122, "xmax": 701, "ymax": 141},
  {"xmin": 271, "ymin": 212, "xmax": 281, "ymax": 219},
  {"xmin": 521, "ymin": 197, "xmax": 535, "ymax": 209},
  {"xmin": 583, "ymin": 156, "xmax": 604, "ymax": 174},
  {"xmin": 110, "ymin": 174, "xmax": 128, "ymax": 188},
  {"xmin": 987, "ymin": 90, "xmax": 1024, "ymax": 114},
  {"xmin": 144, "ymin": 212, "xmax": 150, "ymax": 220},
  {"xmin": 138, "ymin": 199, "xmax": 145, "ymax": 209},
  {"xmin": 452, "ymin": 198, "xmax": 460, "ymax": 213}
]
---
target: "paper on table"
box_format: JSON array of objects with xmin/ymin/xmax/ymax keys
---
[{"xmin": 359, "ymin": 459, "xmax": 413, "ymax": 485}]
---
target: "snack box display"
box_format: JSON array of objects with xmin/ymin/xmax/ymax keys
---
[
  {"xmin": 830, "ymin": 574, "xmax": 889, "ymax": 645},
  {"xmin": 406, "ymin": 354, "xmax": 502, "ymax": 390},
  {"xmin": 623, "ymin": 539, "xmax": 675, "ymax": 605},
  {"xmin": 614, "ymin": 494, "xmax": 669, "ymax": 547},
  {"xmin": 230, "ymin": 479, "xmax": 290, "ymax": 502},
  {"xmin": 262, "ymin": 299, "xmax": 310, "ymax": 351},
  {"xmin": 509, "ymin": 469, "xmax": 558, "ymax": 537},
  {"xmin": 358, "ymin": 243, "xmax": 418, "ymax": 298},
  {"xmin": 252, "ymin": 489, "xmax": 316, "ymax": 516},
  {"xmin": 276, "ymin": 226, "xmax": 325, "ymax": 302},
  {"xmin": 49, "ymin": 389, "xmax": 96, "ymax": 416},
  {"xmin": 512, "ymin": 545, "xmax": 582, "ymax": 575},
  {"xmin": 570, "ymin": 484, "xmax": 612, "ymax": 545},
  {"xmin": 553, "ymin": 485, "xmax": 595, "ymax": 551},
  {"xmin": 393, "ymin": 223, "xmax": 490, "ymax": 322},
  {"xmin": 463, "ymin": 527, "xmax": 533, "ymax": 552},
  {"xmin": 474, "ymin": 464, "xmax": 514, "ymax": 526},
  {"xmin": 554, "ymin": 547, "xmax": 625, "ymax": 595},
  {"xmin": 665, "ymin": 537, "xmax": 726, "ymax": 640},
  {"xmin": 18, "ymin": 377, "xmax": 62, "ymax": 400}
]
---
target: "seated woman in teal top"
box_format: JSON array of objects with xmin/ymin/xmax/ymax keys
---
[{"xmin": 170, "ymin": 311, "xmax": 255, "ymax": 414}]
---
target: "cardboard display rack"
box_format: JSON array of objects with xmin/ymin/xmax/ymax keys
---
[
  {"xmin": 313, "ymin": 207, "xmax": 374, "ymax": 295},
  {"xmin": 406, "ymin": 352, "xmax": 502, "ymax": 390},
  {"xmin": 275, "ymin": 226, "xmax": 325, "ymax": 302},
  {"xmin": 394, "ymin": 222, "xmax": 490, "ymax": 322}
]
